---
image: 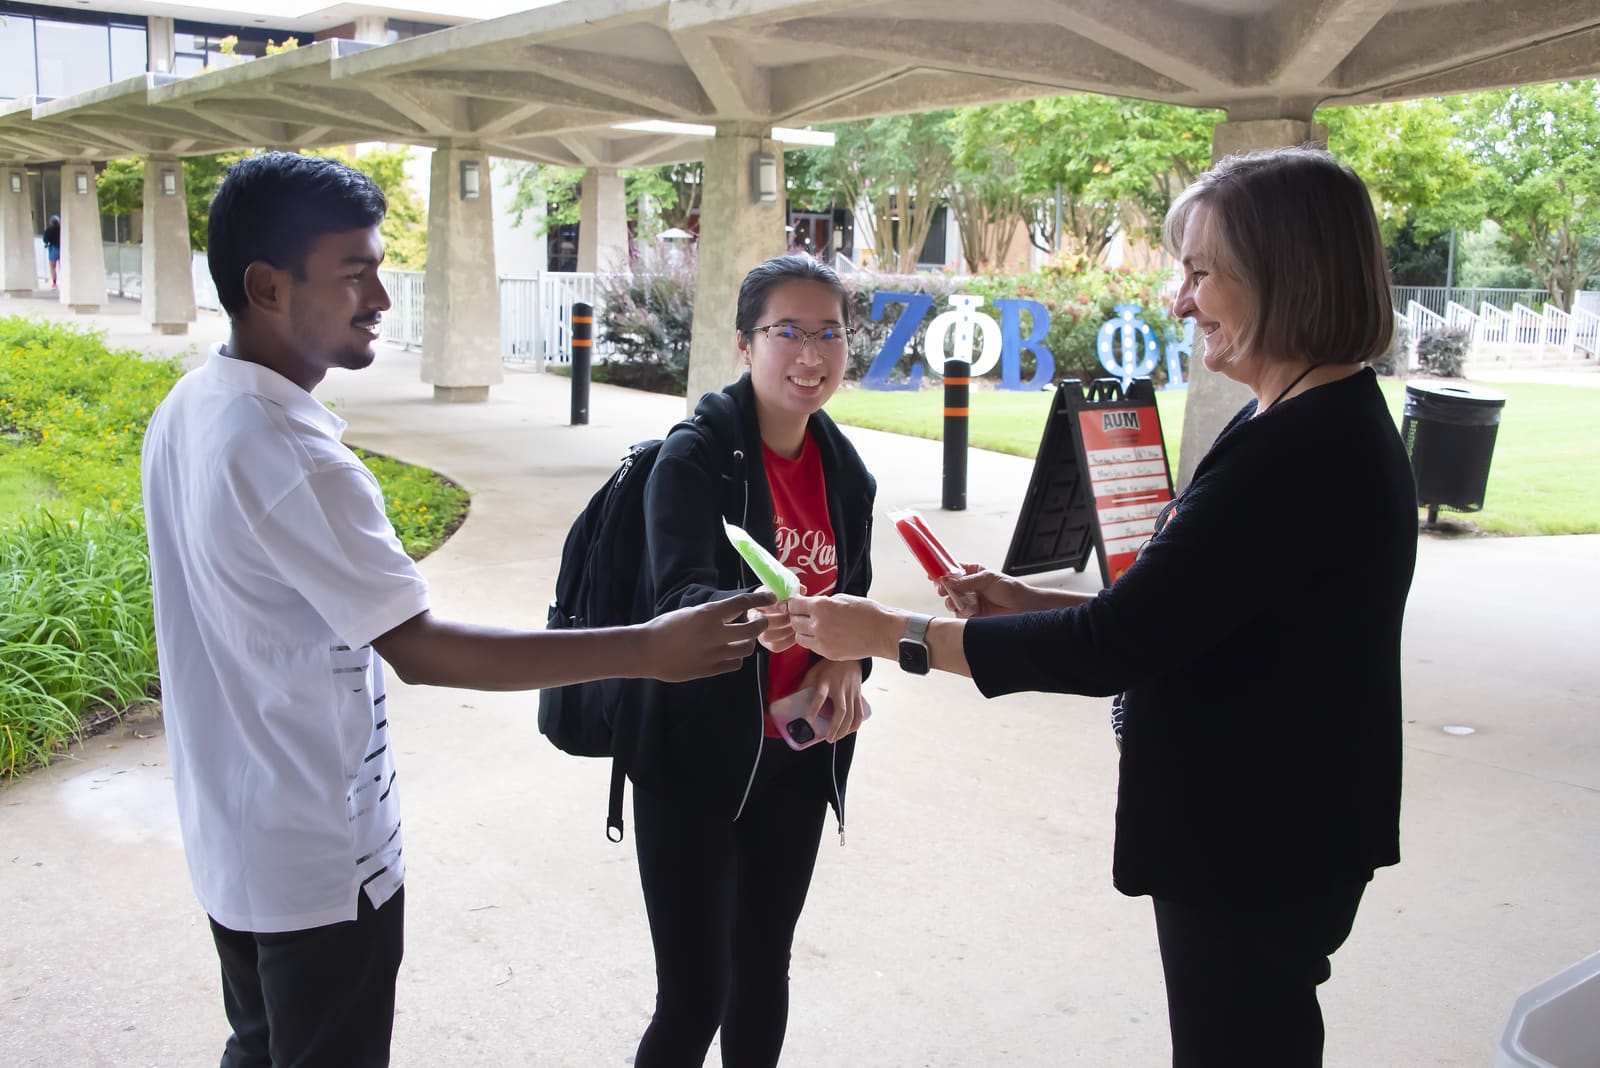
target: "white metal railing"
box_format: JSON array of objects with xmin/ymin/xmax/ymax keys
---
[
  {"xmin": 1575, "ymin": 291, "xmax": 1600, "ymax": 317},
  {"xmin": 378, "ymin": 268, "xmax": 426, "ymax": 350},
  {"xmin": 1478, "ymin": 303, "xmax": 1512, "ymax": 346},
  {"xmin": 1573, "ymin": 308, "xmax": 1600, "ymax": 357},
  {"xmin": 1405, "ymin": 300, "xmax": 1445, "ymax": 368},
  {"xmin": 103, "ymin": 241, "xmax": 142, "ymax": 299},
  {"xmin": 1541, "ymin": 304, "xmax": 1571, "ymax": 353},
  {"xmin": 1445, "ymin": 300, "xmax": 1479, "ymax": 345},
  {"xmin": 1510, "ymin": 303, "xmax": 1543, "ymax": 348},
  {"xmin": 1393, "ymin": 286, "xmax": 1552, "ymax": 317}
]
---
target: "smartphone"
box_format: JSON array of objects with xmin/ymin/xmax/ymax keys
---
[{"xmin": 768, "ymin": 687, "xmax": 872, "ymax": 751}]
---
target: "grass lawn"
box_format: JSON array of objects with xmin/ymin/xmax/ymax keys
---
[{"xmin": 823, "ymin": 378, "xmax": 1600, "ymax": 537}]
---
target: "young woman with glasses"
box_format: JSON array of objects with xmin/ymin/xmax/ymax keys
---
[{"xmin": 624, "ymin": 253, "xmax": 878, "ymax": 1067}]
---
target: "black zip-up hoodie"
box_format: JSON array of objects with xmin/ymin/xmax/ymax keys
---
[{"xmin": 626, "ymin": 374, "xmax": 876, "ymax": 827}]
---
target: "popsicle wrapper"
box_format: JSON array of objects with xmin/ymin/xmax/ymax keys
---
[{"xmin": 723, "ymin": 520, "xmax": 803, "ymax": 600}]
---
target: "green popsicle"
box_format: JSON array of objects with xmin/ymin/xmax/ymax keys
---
[{"xmin": 723, "ymin": 520, "xmax": 802, "ymax": 599}]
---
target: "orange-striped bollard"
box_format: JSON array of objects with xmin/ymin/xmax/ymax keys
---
[
  {"xmin": 571, "ymin": 302, "xmax": 592, "ymax": 426},
  {"xmin": 942, "ymin": 356, "xmax": 968, "ymax": 510}
]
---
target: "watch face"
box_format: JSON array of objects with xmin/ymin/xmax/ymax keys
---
[{"xmin": 898, "ymin": 639, "xmax": 930, "ymax": 674}]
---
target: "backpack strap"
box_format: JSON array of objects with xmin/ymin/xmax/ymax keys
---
[
  {"xmin": 601, "ymin": 414, "xmax": 720, "ymax": 845},
  {"xmin": 606, "ymin": 755, "xmax": 626, "ymax": 843}
]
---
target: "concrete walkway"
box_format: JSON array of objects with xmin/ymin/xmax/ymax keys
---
[{"xmin": 3, "ymin": 300, "xmax": 1599, "ymax": 1066}]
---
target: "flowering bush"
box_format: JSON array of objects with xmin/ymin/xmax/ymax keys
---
[
  {"xmin": 965, "ymin": 256, "xmax": 1187, "ymax": 386},
  {"xmin": 595, "ymin": 244, "xmax": 698, "ymax": 395}
]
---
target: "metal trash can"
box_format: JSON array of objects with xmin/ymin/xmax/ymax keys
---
[{"xmin": 1400, "ymin": 381, "xmax": 1507, "ymax": 525}]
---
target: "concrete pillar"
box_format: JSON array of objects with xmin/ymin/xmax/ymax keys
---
[
  {"xmin": 58, "ymin": 163, "xmax": 106, "ymax": 314},
  {"xmin": 684, "ymin": 123, "xmax": 787, "ymax": 410},
  {"xmin": 1175, "ymin": 115, "xmax": 1327, "ymax": 490},
  {"xmin": 148, "ymin": 16, "xmax": 175, "ymax": 74},
  {"xmin": 576, "ymin": 167, "xmax": 628, "ymax": 273},
  {"xmin": 422, "ymin": 142, "xmax": 501, "ymax": 402},
  {"xmin": 140, "ymin": 156, "xmax": 195, "ymax": 334},
  {"xmin": 351, "ymin": 15, "xmax": 388, "ymax": 45},
  {"xmin": 0, "ymin": 166, "xmax": 33, "ymax": 295}
]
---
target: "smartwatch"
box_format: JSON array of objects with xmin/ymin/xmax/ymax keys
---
[{"xmin": 898, "ymin": 613, "xmax": 933, "ymax": 675}]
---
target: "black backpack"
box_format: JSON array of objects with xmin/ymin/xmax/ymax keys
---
[{"xmin": 538, "ymin": 418, "xmax": 708, "ymax": 840}]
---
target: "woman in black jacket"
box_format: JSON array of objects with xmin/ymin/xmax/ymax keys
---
[
  {"xmin": 784, "ymin": 148, "xmax": 1418, "ymax": 1068},
  {"xmin": 628, "ymin": 253, "xmax": 876, "ymax": 1067}
]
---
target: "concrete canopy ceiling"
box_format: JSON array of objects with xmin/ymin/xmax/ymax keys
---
[
  {"xmin": 324, "ymin": 0, "xmax": 1600, "ymax": 129},
  {"xmin": 3, "ymin": 0, "xmax": 1598, "ymax": 166}
]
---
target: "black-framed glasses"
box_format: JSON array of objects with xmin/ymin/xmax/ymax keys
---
[{"xmin": 751, "ymin": 323, "xmax": 855, "ymax": 354}]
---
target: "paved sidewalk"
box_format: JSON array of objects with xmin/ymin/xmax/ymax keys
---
[{"xmin": 3, "ymin": 302, "xmax": 1599, "ymax": 1066}]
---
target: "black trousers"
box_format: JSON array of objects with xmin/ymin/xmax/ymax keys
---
[
  {"xmin": 633, "ymin": 738, "xmax": 831, "ymax": 1068},
  {"xmin": 208, "ymin": 885, "xmax": 406, "ymax": 1068},
  {"xmin": 1152, "ymin": 879, "xmax": 1367, "ymax": 1068}
]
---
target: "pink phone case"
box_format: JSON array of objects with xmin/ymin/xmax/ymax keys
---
[{"xmin": 769, "ymin": 688, "xmax": 872, "ymax": 751}]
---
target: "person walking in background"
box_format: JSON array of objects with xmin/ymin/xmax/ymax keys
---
[
  {"xmin": 141, "ymin": 152, "xmax": 772, "ymax": 1068},
  {"xmin": 42, "ymin": 214, "xmax": 60, "ymax": 288},
  {"xmin": 783, "ymin": 147, "xmax": 1418, "ymax": 1068}
]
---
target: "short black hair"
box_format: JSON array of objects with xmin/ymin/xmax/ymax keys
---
[
  {"xmin": 207, "ymin": 152, "xmax": 387, "ymax": 319},
  {"xmin": 736, "ymin": 253, "xmax": 850, "ymax": 337}
]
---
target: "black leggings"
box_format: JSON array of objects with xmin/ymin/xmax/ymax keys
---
[
  {"xmin": 632, "ymin": 738, "xmax": 831, "ymax": 1068},
  {"xmin": 1153, "ymin": 879, "xmax": 1368, "ymax": 1068}
]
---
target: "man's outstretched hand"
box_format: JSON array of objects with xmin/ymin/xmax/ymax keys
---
[{"xmin": 637, "ymin": 590, "xmax": 776, "ymax": 682}]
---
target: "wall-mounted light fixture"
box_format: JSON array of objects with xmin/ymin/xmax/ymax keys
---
[
  {"xmin": 8, "ymin": 174, "xmax": 20, "ymax": 195},
  {"xmin": 459, "ymin": 159, "xmax": 481, "ymax": 201},
  {"xmin": 161, "ymin": 169, "xmax": 178, "ymax": 196},
  {"xmin": 74, "ymin": 171, "xmax": 90, "ymax": 196},
  {"xmin": 751, "ymin": 151, "xmax": 778, "ymax": 205}
]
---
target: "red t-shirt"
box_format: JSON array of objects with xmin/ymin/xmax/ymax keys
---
[{"xmin": 762, "ymin": 433, "xmax": 836, "ymax": 736}]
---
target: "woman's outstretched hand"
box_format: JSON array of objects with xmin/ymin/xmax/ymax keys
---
[
  {"xmin": 937, "ymin": 564, "xmax": 1038, "ymax": 618},
  {"xmin": 787, "ymin": 594, "xmax": 902, "ymax": 663}
]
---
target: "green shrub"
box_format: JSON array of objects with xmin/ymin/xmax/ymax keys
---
[
  {"xmin": 0, "ymin": 510, "xmax": 157, "ymax": 777},
  {"xmin": 596, "ymin": 244, "xmax": 697, "ymax": 394},
  {"xmin": 0, "ymin": 316, "xmax": 468, "ymax": 775},
  {"xmin": 1416, "ymin": 326, "xmax": 1470, "ymax": 378},
  {"xmin": 965, "ymin": 256, "xmax": 1186, "ymax": 386}
]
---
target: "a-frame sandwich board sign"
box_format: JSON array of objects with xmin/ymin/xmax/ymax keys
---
[{"xmin": 1003, "ymin": 378, "xmax": 1176, "ymax": 587}]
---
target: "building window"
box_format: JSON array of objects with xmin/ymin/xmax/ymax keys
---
[
  {"xmin": 0, "ymin": 14, "xmax": 38, "ymax": 99},
  {"xmin": 35, "ymin": 17, "xmax": 111, "ymax": 98},
  {"xmin": 385, "ymin": 19, "xmax": 449, "ymax": 44},
  {"xmin": 110, "ymin": 23, "xmax": 146, "ymax": 81},
  {"xmin": 0, "ymin": 11, "xmax": 146, "ymax": 99}
]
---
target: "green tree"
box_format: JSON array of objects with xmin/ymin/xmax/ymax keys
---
[
  {"xmin": 95, "ymin": 158, "xmax": 144, "ymax": 219},
  {"xmin": 946, "ymin": 108, "xmax": 1030, "ymax": 272},
  {"xmin": 1320, "ymin": 97, "xmax": 1482, "ymax": 242},
  {"xmin": 783, "ymin": 147, "xmax": 834, "ymax": 214},
  {"xmin": 816, "ymin": 112, "xmax": 956, "ymax": 272},
  {"xmin": 183, "ymin": 151, "xmax": 253, "ymax": 251},
  {"xmin": 950, "ymin": 97, "xmax": 1214, "ymax": 263},
  {"xmin": 502, "ymin": 163, "xmax": 698, "ymax": 244},
  {"xmin": 1462, "ymin": 81, "xmax": 1600, "ymax": 309},
  {"xmin": 1458, "ymin": 221, "xmax": 1541, "ymax": 290},
  {"xmin": 316, "ymin": 146, "xmax": 428, "ymax": 269}
]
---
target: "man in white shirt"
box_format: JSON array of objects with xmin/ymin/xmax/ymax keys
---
[{"xmin": 142, "ymin": 152, "xmax": 772, "ymax": 1068}]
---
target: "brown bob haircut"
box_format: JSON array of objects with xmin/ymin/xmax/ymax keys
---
[{"xmin": 1163, "ymin": 145, "xmax": 1394, "ymax": 366}]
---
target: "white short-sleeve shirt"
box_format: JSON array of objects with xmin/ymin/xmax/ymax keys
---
[{"xmin": 141, "ymin": 348, "xmax": 429, "ymax": 933}]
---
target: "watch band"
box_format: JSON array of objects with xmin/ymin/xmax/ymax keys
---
[{"xmin": 903, "ymin": 613, "xmax": 933, "ymax": 644}]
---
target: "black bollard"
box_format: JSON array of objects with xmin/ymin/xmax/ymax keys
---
[
  {"xmin": 570, "ymin": 301, "xmax": 592, "ymax": 426},
  {"xmin": 942, "ymin": 360, "xmax": 969, "ymax": 511}
]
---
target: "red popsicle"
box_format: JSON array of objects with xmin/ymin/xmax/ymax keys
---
[{"xmin": 894, "ymin": 512, "xmax": 960, "ymax": 580}]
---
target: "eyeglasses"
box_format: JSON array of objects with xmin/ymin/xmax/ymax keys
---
[{"xmin": 751, "ymin": 323, "xmax": 855, "ymax": 355}]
